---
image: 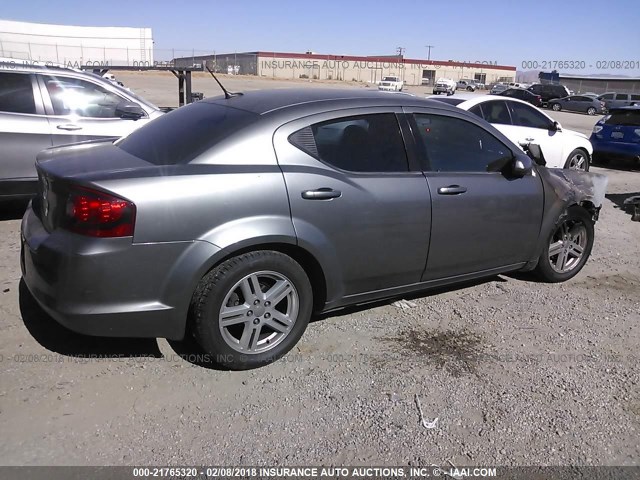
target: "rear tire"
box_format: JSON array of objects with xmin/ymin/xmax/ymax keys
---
[
  {"xmin": 534, "ymin": 206, "xmax": 594, "ymax": 283},
  {"xmin": 189, "ymin": 251, "xmax": 313, "ymax": 370},
  {"xmin": 552, "ymin": 103, "xmax": 562, "ymax": 111},
  {"xmin": 587, "ymin": 107, "xmax": 597, "ymax": 115}
]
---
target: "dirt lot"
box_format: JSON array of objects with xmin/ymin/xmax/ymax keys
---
[{"xmin": 0, "ymin": 74, "xmax": 639, "ymax": 467}]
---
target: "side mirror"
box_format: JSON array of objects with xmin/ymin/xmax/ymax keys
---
[
  {"xmin": 115, "ymin": 101, "xmax": 145, "ymax": 120},
  {"xmin": 512, "ymin": 155, "xmax": 533, "ymax": 177},
  {"xmin": 549, "ymin": 121, "xmax": 562, "ymax": 132}
]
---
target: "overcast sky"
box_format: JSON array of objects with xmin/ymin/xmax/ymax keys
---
[{"xmin": 2, "ymin": 0, "xmax": 639, "ymax": 75}]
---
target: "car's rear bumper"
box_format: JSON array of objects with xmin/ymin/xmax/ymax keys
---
[{"xmin": 20, "ymin": 206, "xmax": 219, "ymax": 340}]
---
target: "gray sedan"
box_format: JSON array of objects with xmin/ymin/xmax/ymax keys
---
[
  {"xmin": 549, "ymin": 95, "xmax": 606, "ymax": 115},
  {"xmin": 21, "ymin": 89, "xmax": 607, "ymax": 370}
]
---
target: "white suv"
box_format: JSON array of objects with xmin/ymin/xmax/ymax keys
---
[{"xmin": 0, "ymin": 59, "xmax": 163, "ymax": 200}]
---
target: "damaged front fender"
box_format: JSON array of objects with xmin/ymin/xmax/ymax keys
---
[{"xmin": 522, "ymin": 167, "xmax": 608, "ymax": 271}]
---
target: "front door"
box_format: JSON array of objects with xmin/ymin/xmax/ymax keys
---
[
  {"xmin": 37, "ymin": 74, "xmax": 149, "ymax": 146},
  {"xmin": 406, "ymin": 108, "xmax": 544, "ymax": 280},
  {"xmin": 273, "ymin": 108, "xmax": 432, "ymax": 301}
]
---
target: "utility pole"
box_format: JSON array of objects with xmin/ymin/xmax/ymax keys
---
[
  {"xmin": 425, "ymin": 45, "xmax": 434, "ymax": 61},
  {"xmin": 396, "ymin": 47, "xmax": 405, "ymax": 80}
]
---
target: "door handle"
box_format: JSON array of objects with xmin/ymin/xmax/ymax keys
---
[
  {"xmin": 301, "ymin": 188, "xmax": 342, "ymax": 200},
  {"xmin": 437, "ymin": 185, "xmax": 467, "ymax": 195},
  {"xmin": 56, "ymin": 124, "xmax": 82, "ymax": 131}
]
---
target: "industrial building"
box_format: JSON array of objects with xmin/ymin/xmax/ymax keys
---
[
  {"xmin": 558, "ymin": 73, "xmax": 640, "ymax": 95},
  {"xmin": 175, "ymin": 51, "xmax": 517, "ymax": 86},
  {"xmin": 0, "ymin": 19, "xmax": 153, "ymax": 67}
]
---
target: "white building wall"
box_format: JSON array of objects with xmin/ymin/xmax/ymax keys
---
[{"xmin": 0, "ymin": 19, "xmax": 153, "ymax": 66}]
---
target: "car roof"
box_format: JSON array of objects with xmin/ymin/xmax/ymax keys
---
[
  {"xmin": 202, "ymin": 88, "xmax": 459, "ymax": 115},
  {"xmin": 455, "ymin": 94, "xmax": 550, "ymax": 111}
]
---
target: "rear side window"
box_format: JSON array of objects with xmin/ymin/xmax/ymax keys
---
[
  {"xmin": 605, "ymin": 111, "xmax": 640, "ymax": 126},
  {"xmin": 118, "ymin": 102, "xmax": 258, "ymax": 165},
  {"xmin": 631, "ymin": 95, "xmax": 640, "ymax": 101},
  {"xmin": 0, "ymin": 72, "xmax": 36, "ymax": 114},
  {"xmin": 481, "ymin": 100, "xmax": 512, "ymax": 125},
  {"xmin": 413, "ymin": 114, "xmax": 512, "ymax": 173},
  {"xmin": 290, "ymin": 113, "xmax": 409, "ymax": 173}
]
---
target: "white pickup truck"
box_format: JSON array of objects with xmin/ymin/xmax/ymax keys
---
[
  {"xmin": 432, "ymin": 78, "xmax": 457, "ymax": 96},
  {"xmin": 378, "ymin": 76, "xmax": 404, "ymax": 92}
]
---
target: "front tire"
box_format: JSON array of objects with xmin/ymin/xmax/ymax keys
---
[
  {"xmin": 552, "ymin": 103, "xmax": 562, "ymax": 111},
  {"xmin": 534, "ymin": 206, "xmax": 594, "ymax": 283},
  {"xmin": 564, "ymin": 148, "xmax": 590, "ymax": 171},
  {"xmin": 189, "ymin": 251, "xmax": 313, "ymax": 370}
]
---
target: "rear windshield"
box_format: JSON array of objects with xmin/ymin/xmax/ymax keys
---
[
  {"xmin": 605, "ymin": 110, "xmax": 640, "ymax": 126},
  {"xmin": 117, "ymin": 102, "xmax": 258, "ymax": 165}
]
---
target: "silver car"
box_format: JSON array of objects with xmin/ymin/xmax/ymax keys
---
[
  {"xmin": 0, "ymin": 59, "xmax": 162, "ymax": 200},
  {"xmin": 21, "ymin": 89, "xmax": 607, "ymax": 370}
]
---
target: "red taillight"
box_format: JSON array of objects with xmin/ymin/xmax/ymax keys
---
[{"xmin": 65, "ymin": 187, "xmax": 135, "ymax": 237}]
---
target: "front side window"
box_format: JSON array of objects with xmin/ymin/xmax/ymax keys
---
[
  {"xmin": 43, "ymin": 75, "xmax": 126, "ymax": 118},
  {"xmin": 290, "ymin": 113, "xmax": 409, "ymax": 173},
  {"xmin": 508, "ymin": 102, "xmax": 553, "ymax": 129},
  {"xmin": 0, "ymin": 72, "xmax": 36, "ymax": 114},
  {"xmin": 602, "ymin": 94, "xmax": 614, "ymax": 100},
  {"xmin": 615, "ymin": 94, "xmax": 628, "ymax": 100},
  {"xmin": 413, "ymin": 114, "xmax": 512, "ymax": 173}
]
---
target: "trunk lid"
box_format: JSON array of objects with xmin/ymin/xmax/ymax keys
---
[{"xmin": 34, "ymin": 142, "xmax": 155, "ymax": 232}]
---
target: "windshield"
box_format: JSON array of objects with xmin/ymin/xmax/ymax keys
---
[
  {"xmin": 382, "ymin": 77, "xmax": 398, "ymax": 82},
  {"xmin": 85, "ymin": 72, "xmax": 159, "ymax": 111}
]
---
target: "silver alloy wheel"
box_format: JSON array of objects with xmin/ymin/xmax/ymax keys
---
[
  {"xmin": 587, "ymin": 107, "xmax": 596, "ymax": 115},
  {"xmin": 548, "ymin": 220, "xmax": 588, "ymax": 273},
  {"xmin": 567, "ymin": 151, "xmax": 588, "ymax": 170},
  {"xmin": 552, "ymin": 103, "xmax": 561, "ymax": 111},
  {"xmin": 218, "ymin": 270, "xmax": 299, "ymax": 354}
]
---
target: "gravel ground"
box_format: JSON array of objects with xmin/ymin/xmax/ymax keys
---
[{"xmin": 0, "ymin": 75, "xmax": 639, "ymax": 467}]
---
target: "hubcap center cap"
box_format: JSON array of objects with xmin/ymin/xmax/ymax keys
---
[{"xmin": 253, "ymin": 304, "xmax": 266, "ymax": 317}]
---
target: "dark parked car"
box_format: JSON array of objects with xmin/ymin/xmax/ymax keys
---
[
  {"xmin": 598, "ymin": 92, "xmax": 640, "ymax": 111},
  {"xmin": 549, "ymin": 96, "xmax": 606, "ymax": 115},
  {"xmin": 490, "ymin": 84, "xmax": 509, "ymax": 94},
  {"xmin": 497, "ymin": 88, "xmax": 543, "ymax": 107},
  {"xmin": 590, "ymin": 106, "xmax": 640, "ymax": 164},
  {"xmin": 21, "ymin": 89, "xmax": 607, "ymax": 370},
  {"xmin": 527, "ymin": 83, "xmax": 570, "ymax": 106}
]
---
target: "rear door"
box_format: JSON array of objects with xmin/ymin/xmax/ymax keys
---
[
  {"xmin": 405, "ymin": 107, "xmax": 544, "ymax": 279},
  {"xmin": 273, "ymin": 108, "xmax": 431, "ymax": 299},
  {"xmin": 37, "ymin": 73, "xmax": 149, "ymax": 146},
  {"xmin": 0, "ymin": 71, "xmax": 52, "ymax": 192}
]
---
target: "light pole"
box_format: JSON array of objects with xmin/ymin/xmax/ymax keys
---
[{"xmin": 425, "ymin": 45, "xmax": 434, "ymax": 61}]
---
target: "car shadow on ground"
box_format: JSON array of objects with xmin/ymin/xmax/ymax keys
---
[
  {"xmin": 18, "ymin": 273, "xmax": 528, "ymax": 371},
  {"xmin": 605, "ymin": 191, "xmax": 640, "ymax": 221},
  {"xmin": 0, "ymin": 199, "xmax": 30, "ymax": 221},
  {"xmin": 19, "ymin": 280, "xmax": 163, "ymax": 358}
]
